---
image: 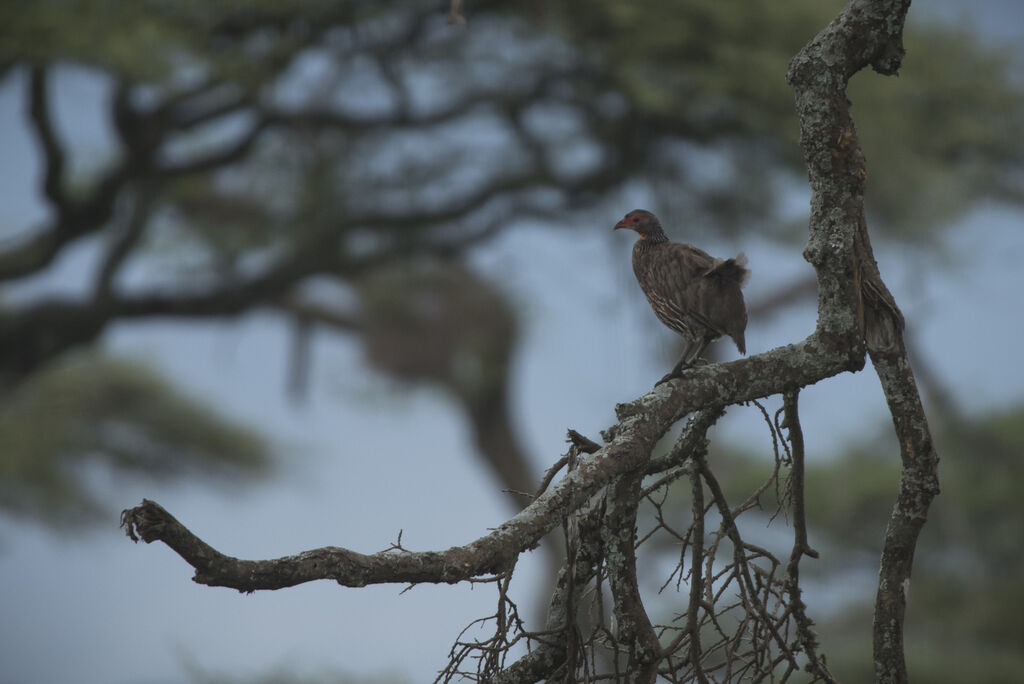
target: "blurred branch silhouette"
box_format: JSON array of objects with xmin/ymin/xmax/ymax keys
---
[{"xmin": 2, "ymin": 0, "xmax": 1020, "ymax": 529}]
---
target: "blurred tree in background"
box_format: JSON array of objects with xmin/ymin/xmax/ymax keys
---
[
  {"xmin": 699, "ymin": 398, "xmax": 1024, "ymax": 681},
  {"xmin": 1, "ymin": 0, "xmax": 1022, "ymax": 681}
]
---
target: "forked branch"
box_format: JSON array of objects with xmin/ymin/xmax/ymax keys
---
[
  {"xmin": 787, "ymin": 1, "xmax": 939, "ymax": 681},
  {"xmin": 121, "ymin": 1, "xmax": 937, "ymax": 681}
]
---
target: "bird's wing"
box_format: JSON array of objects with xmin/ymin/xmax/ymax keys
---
[
  {"xmin": 668, "ymin": 243, "xmax": 716, "ymax": 277},
  {"xmin": 651, "ymin": 245, "xmax": 726, "ymax": 336},
  {"xmin": 671, "ymin": 244, "xmax": 748, "ymax": 347}
]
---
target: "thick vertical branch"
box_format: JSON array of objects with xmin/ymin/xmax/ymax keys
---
[
  {"xmin": 93, "ymin": 185, "xmax": 155, "ymax": 302},
  {"xmin": 787, "ymin": 1, "xmax": 939, "ymax": 682},
  {"xmin": 491, "ymin": 458, "xmax": 608, "ymax": 684},
  {"xmin": 782, "ymin": 390, "xmax": 817, "ymax": 565},
  {"xmin": 687, "ymin": 470, "xmax": 708, "ymax": 684},
  {"xmin": 602, "ymin": 470, "xmax": 660, "ymax": 682},
  {"xmin": 781, "ymin": 390, "xmax": 835, "ymax": 683},
  {"xmin": 869, "ymin": 345, "xmax": 940, "ymax": 683},
  {"xmin": 28, "ymin": 65, "xmax": 65, "ymax": 207}
]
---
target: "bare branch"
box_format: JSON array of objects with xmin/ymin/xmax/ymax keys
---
[
  {"xmin": 782, "ymin": 389, "xmax": 834, "ymax": 682},
  {"xmin": 782, "ymin": 391, "xmax": 816, "ymax": 562},
  {"xmin": 118, "ymin": 377, "xmax": 711, "ymax": 592},
  {"xmin": 566, "ymin": 429, "xmax": 602, "ymax": 455},
  {"xmin": 93, "ymin": 186, "xmax": 155, "ymax": 302},
  {"xmin": 0, "ymin": 66, "xmax": 123, "ymax": 282},
  {"xmin": 28, "ymin": 65, "xmax": 65, "ymax": 207},
  {"xmin": 490, "ymin": 491, "xmax": 608, "ymax": 683},
  {"xmin": 687, "ymin": 468, "xmax": 707, "ymax": 684},
  {"xmin": 869, "ymin": 345, "xmax": 940, "ymax": 683},
  {"xmin": 99, "ymin": 3, "xmax": 940, "ymax": 681},
  {"xmin": 787, "ymin": 1, "xmax": 938, "ymax": 681},
  {"xmin": 602, "ymin": 469, "xmax": 660, "ymax": 681},
  {"xmin": 156, "ymin": 118, "xmax": 268, "ymax": 177}
]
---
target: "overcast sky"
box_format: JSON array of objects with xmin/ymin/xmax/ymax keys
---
[{"xmin": 1, "ymin": 2, "xmax": 1023, "ymax": 683}]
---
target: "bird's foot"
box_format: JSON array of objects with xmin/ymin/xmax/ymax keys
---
[
  {"xmin": 654, "ymin": 362, "xmax": 694, "ymax": 386},
  {"xmin": 654, "ymin": 372, "xmax": 677, "ymax": 387},
  {"xmin": 654, "ymin": 355, "xmax": 715, "ymax": 386}
]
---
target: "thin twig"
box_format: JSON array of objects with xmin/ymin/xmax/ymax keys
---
[
  {"xmin": 687, "ymin": 469, "xmax": 707, "ymax": 683},
  {"xmin": 782, "ymin": 390, "xmax": 833, "ymax": 681}
]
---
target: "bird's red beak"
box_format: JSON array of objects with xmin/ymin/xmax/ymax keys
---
[{"xmin": 613, "ymin": 218, "xmax": 630, "ymax": 231}]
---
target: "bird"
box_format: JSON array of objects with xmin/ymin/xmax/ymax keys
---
[{"xmin": 614, "ymin": 209, "xmax": 750, "ymax": 385}]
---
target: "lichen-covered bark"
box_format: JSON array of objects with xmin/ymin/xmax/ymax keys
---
[
  {"xmin": 121, "ymin": 331, "xmax": 859, "ymax": 594},
  {"xmin": 122, "ymin": 2, "xmax": 939, "ymax": 681},
  {"xmin": 602, "ymin": 470, "xmax": 660, "ymax": 682},
  {"xmin": 870, "ymin": 346, "xmax": 940, "ymax": 683},
  {"xmin": 787, "ymin": 1, "xmax": 940, "ymax": 682}
]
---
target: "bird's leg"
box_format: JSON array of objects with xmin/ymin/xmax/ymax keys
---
[
  {"xmin": 655, "ymin": 359, "xmax": 690, "ymax": 386},
  {"xmin": 655, "ymin": 339, "xmax": 709, "ymax": 386}
]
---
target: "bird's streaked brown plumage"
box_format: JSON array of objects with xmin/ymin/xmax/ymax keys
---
[{"xmin": 614, "ymin": 209, "xmax": 750, "ymax": 384}]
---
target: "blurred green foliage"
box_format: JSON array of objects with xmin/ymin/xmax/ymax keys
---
[
  {"xmin": 706, "ymin": 402, "xmax": 1024, "ymax": 682},
  {"xmin": 3, "ymin": 0, "xmax": 1021, "ymax": 244},
  {"xmin": 0, "ymin": 0, "xmax": 348, "ymax": 82},
  {"xmin": 553, "ymin": 0, "xmax": 825, "ymax": 136},
  {"xmin": 551, "ymin": 0, "xmax": 1024, "ymax": 239},
  {"xmin": 0, "ymin": 353, "xmax": 269, "ymax": 527}
]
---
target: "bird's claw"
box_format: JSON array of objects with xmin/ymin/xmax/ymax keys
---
[
  {"xmin": 655, "ymin": 359, "xmax": 705, "ymax": 386},
  {"xmin": 654, "ymin": 373, "xmax": 675, "ymax": 387},
  {"xmin": 655, "ymin": 368, "xmax": 686, "ymax": 386}
]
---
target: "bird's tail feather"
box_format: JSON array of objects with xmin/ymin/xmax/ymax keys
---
[{"xmin": 707, "ymin": 253, "xmax": 750, "ymax": 286}]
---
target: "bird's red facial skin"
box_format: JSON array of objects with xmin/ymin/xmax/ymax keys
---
[{"xmin": 613, "ymin": 214, "xmax": 643, "ymax": 234}]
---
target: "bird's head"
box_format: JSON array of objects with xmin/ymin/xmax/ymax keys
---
[{"xmin": 613, "ymin": 209, "xmax": 664, "ymax": 240}]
